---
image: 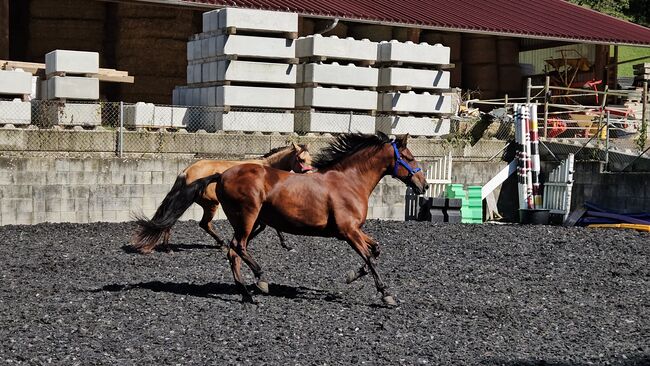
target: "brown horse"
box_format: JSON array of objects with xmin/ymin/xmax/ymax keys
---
[
  {"xmin": 131, "ymin": 143, "xmax": 312, "ymax": 254},
  {"xmin": 210, "ymin": 132, "xmax": 427, "ymax": 306}
]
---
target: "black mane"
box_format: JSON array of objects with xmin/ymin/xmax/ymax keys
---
[
  {"xmin": 262, "ymin": 144, "xmax": 308, "ymax": 158},
  {"xmin": 313, "ymin": 133, "xmax": 390, "ymax": 169}
]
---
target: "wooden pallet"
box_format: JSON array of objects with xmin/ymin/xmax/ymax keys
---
[
  {"xmin": 299, "ymin": 56, "xmax": 375, "ymax": 67},
  {"xmin": 295, "ymin": 82, "xmax": 377, "ymax": 91},
  {"xmin": 294, "ymin": 107, "xmax": 377, "ymax": 116},
  {"xmin": 376, "ymin": 61, "xmax": 455, "ymax": 70},
  {"xmin": 190, "ymin": 54, "xmax": 299, "ymax": 65},
  {"xmin": 0, "ymin": 60, "xmax": 134, "ymax": 83}
]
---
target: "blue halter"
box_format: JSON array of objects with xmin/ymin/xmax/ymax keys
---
[{"xmin": 391, "ymin": 142, "xmax": 421, "ymax": 178}]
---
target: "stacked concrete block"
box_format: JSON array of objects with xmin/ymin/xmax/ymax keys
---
[
  {"xmin": 174, "ymin": 7, "xmax": 298, "ymax": 133},
  {"xmin": 124, "ymin": 102, "xmax": 189, "ymax": 129},
  {"xmin": 296, "ymin": 35, "xmax": 377, "ymax": 64},
  {"xmin": 39, "ymin": 50, "xmax": 101, "ymax": 128},
  {"xmin": 376, "ymin": 41, "xmax": 454, "ymax": 136},
  {"xmin": 295, "ymin": 35, "xmax": 379, "ymax": 133},
  {"xmin": 0, "ymin": 69, "xmax": 33, "ymax": 126}
]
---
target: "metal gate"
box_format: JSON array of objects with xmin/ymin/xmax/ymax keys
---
[{"xmin": 543, "ymin": 153, "xmax": 575, "ymax": 220}]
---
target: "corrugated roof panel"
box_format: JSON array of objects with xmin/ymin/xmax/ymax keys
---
[{"xmin": 176, "ymin": 0, "xmax": 650, "ymax": 45}]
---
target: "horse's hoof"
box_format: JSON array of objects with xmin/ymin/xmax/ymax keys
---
[
  {"xmin": 256, "ymin": 280, "xmax": 269, "ymax": 294},
  {"xmin": 242, "ymin": 294, "xmax": 258, "ymax": 304},
  {"xmin": 382, "ymin": 295, "xmax": 397, "ymax": 307},
  {"xmin": 345, "ymin": 270, "xmax": 359, "ymax": 284}
]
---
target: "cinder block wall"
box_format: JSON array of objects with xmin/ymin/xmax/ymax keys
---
[{"xmin": 0, "ymin": 156, "xmax": 407, "ymax": 225}]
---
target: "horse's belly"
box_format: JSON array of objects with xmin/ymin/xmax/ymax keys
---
[{"xmin": 259, "ymin": 204, "xmax": 330, "ymax": 236}]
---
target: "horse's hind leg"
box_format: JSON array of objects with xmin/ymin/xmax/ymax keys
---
[
  {"xmin": 276, "ymin": 230, "xmax": 294, "ymax": 251},
  {"xmin": 198, "ymin": 202, "xmax": 225, "ymax": 247},
  {"xmin": 344, "ymin": 230, "xmax": 395, "ymax": 306},
  {"xmin": 345, "ymin": 234, "xmax": 379, "ymax": 284},
  {"xmin": 232, "ymin": 239, "xmax": 269, "ymax": 294}
]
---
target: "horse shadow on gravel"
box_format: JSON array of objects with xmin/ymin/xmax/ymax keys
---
[
  {"xmin": 94, "ymin": 281, "xmax": 344, "ymax": 304},
  {"xmin": 120, "ymin": 243, "xmax": 220, "ymax": 254}
]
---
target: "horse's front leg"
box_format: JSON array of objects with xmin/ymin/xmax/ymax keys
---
[{"xmin": 344, "ymin": 230, "xmax": 395, "ymax": 306}]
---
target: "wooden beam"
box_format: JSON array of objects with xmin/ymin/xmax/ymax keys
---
[{"xmin": 0, "ymin": 60, "xmax": 134, "ymax": 83}]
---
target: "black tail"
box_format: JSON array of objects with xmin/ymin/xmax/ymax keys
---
[{"xmin": 131, "ymin": 173, "xmax": 222, "ymax": 253}]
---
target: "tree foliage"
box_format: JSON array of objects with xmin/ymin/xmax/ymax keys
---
[{"xmin": 569, "ymin": 0, "xmax": 649, "ymax": 27}]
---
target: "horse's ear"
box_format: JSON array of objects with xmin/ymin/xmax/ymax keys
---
[
  {"xmin": 396, "ymin": 134, "xmax": 409, "ymax": 148},
  {"xmin": 302, "ymin": 143, "xmax": 310, "ymax": 151},
  {"xmin": 377, "ymin": 131, "xmax": 389, "ymax": 141},
  {"xmin": 291, "ymin": 142, "xmax": 299, "ymax": 151}
]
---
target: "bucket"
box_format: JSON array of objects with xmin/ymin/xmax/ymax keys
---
[{"xmin": 519, "ymin": 209, "xmax": 550, "ymax": 225}]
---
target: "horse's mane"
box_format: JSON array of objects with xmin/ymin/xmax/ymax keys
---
[
  {"xmin": 313, "ymin": 133, "xmax": 390, "ymax": 169},
  {"xmin": 262, "ymin": 144, "xmax": 309, "ymax": 158}
]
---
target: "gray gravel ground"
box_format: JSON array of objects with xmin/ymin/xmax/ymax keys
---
[{"xmin": 1, "ymin": 220, "xmax": 648, "ymax": 365}]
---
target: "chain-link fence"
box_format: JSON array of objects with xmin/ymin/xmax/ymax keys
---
[{"xmin": 0, "ymin": 98, "xmax": 648, "ymax": 170}]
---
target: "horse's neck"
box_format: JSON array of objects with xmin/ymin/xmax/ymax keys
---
[
  {"xmin": 332, "ymin": 149, "xmax": 391, "ymax": 198},
  {"xmin": 262, "ymin": 150, "xmax": 292, "ymax": 170}
]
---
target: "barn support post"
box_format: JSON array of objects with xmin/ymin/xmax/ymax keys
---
[
  {"xmin": 605, "ymin": 111, "xmax": 610, "ymax": 170},
  {"xmin": 643, "ymin": 81, "xmax": 648, "ymax": 149},
  {"xmin": 526, "ymin": 78, "xmax": 532, "ymax": 103},
  {"xmin": 0, "ymin": 0, "xmax": 8, "ymax": 59}
]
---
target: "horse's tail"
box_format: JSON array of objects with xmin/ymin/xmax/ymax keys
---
[{"xmin": 130, "ymin": 172, "xmax": 222, "ymax": 253}]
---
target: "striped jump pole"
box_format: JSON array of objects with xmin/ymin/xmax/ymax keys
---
[
  {"xmin": 529, "ymin": 103, "xmax": 542, "ymax": 208},
  {"xmin": 522, "ymin": 104, "xmax": 534, "ymax": 209}
]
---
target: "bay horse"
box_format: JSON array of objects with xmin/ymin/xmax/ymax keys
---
[
  {"xmin": 131, "ymin": 143, "xmax": 312, "ymax": 254},
  {"xmin": 210, "ymin": 132, "xmax": 427, "ymax": 306}
]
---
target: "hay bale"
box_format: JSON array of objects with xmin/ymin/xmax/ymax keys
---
[
  {"xmin": 299, "ymin": 18, "xmax": 316, "ymax": 36},
  {"xmin": 497, "ymin": 38, "xmax": 519, "ymax": 65},
  {"xmin": 29, "ymin": 19, "xmax": 104, "ymax": 41},
  {"xmin": 120, "ymin": 75, "xmax": 186, "ymax": 95},
  {"xmin": 119, "ymin": 18, "xmax": 194, "ymax": 41},
  {"xmin": 313, "ymin": 20, "xmax": 348, "ymax": 38},
  {"xmin": 463, "ymin": 63, "xmax": 498, "ymax": 91},
  {"xmin": 348, "ymin": 24, "xmax": 391, "ymax": 41},
  {"xmin": 462, "ymin": 34, "xmax": 497, "ymax": 65},
  {"xmin": 117, "ymin": 3, "xmax": 195, "ymax": 20},
  {"xmin": 30, "ymin": 0, "xmax": 106, "ymax": 20},
  {"xmin": 420, "ymin": 31, "xmax": 443, "ymax": 45},
  {"xmin": 498, "ymin": 65, "xmax": 523, "ymax": 95},
  {"xmin": 117, "ymin": 56, "xmax": 186, "ymax": 77},
  {"xmin": 450, "ymin": 62, "xmax": 462, "ymax": 87},
  {"xmin": 115, "ymin": 38, "xmax": 186, "ymax": 59}
]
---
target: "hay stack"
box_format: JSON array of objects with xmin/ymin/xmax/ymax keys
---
[
  {"xmin": 27, "ymin": 0, "xmax": 106, "ymax": 62},
  {"xmin": 497, "ymin": 37, "xmax": 522, "ymax": 96},
  {"xmin": 115, "ymin": 3, "xmax": 199, "ymax": 104}
]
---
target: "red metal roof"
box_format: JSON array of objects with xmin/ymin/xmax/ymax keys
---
[{"xmin": 176, "ymin": 0, "xmax": 650, "ymax": 46}]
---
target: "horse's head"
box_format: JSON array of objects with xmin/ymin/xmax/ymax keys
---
[
  {"xmin": 290, "ymin": 142, "xmax": 313, "ymax": 173},
  {"xmin": 389, "ymin": 134, "xmax": 427, "ymax": 195}
]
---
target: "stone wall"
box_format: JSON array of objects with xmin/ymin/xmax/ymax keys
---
[{"xmin": 0, "ymin": 156, "xmax": 408, "ymax": 225}]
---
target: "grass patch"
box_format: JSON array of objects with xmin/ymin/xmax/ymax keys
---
[{"xmin": 614, "ymin": 46, "xmax": 650, "ymax": 77}]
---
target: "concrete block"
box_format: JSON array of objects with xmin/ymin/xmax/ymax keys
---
[
  {"xmin": 154, "ymin": 106, "xmax": 190, "ymax": 128},
  {"xmin": 220, "ymin": 35, "xmax": 295, "ymax": 59},
  {"xmin": 217, "ymin": 8, "xmax": 297, "ymax": 34},
  {"xmin": 124, "ymin": 102, "xmax": 155, "ymax": 127},
  {"xmin": 379, "ymin": 68, "xmax": 450, "ymax": 90},
  {"xmin": 0, "ymin": 70, "xmax": 33, "ymax": 95},
  {"xmin": 298, "ymin": 63, "xmax": 378, "ymax": 87},
  {"xmin": 46, "ymin": 76, "xmax": 99, "ymax": 100},
  {"xmin": 376, "ymin": 116, "xmax": 451, "ymax": 136},
  {"xmin": 378, "ymin": 41, "xmax": 450, "ymax": 65},
  {"xmin": 45, "ymin": 50, "xmax": 99, "ymax": 75},
  {"xmin": 187, "ymin": 39, "xmax": 196, "ymax": 61},
  {"xmin": 296, "ymin": 35, "xmax": 377, "ymax": 62},
  {"xmin": 202, "ymin": 9, "xmax": 220, "ymax": 33},
  {"xmin": 0, "ymin": 100, "xmax": 31, "ymax": 125},
  {"xmin": 45, "ymin": 103, "xmax": 102, "ymax": 126},
  {"xmin": 378, "ymin": 92, "xmax": 452, "ymax": 114},
  {"xmin": 218, "ymin": 86, "xmax": 295, "ymax": 108},
  {"xmin": 294, "ymin": 111, "xmax": 376, "ymax": 134},
  {"xmin": 296, "ymin": 87, "xmax": 377, "ymax": 111},
  {"xmin": 219, "ymin": 60, "xmax": 296, "ymax": 84},
  {"xmin": 219, "ymin": 111, "xmax": 293, "ymax": 133}
]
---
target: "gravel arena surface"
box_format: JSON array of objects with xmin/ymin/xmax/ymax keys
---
[{"xmin": 0, "ymin": 220, "xmax": 648, "ymax": 365}]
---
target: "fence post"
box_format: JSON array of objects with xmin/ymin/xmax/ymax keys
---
[
  {"xmin": 605, "ymin": 110, "xmax": 610, "ymax": 170},
  {"xmin": 119, "ymin": 101, "xmax": 124, "ymax": 158},
  {"xmin": 348, "ymin": 111, "xmax": 353, "ymax": 133},
  {"xmin": 526, "ymin": 78, "xmax": 532, "ymax": 104},
  {"xmin": 543, "ymin": 76, "xmax": 550, "ymax": 138},
  {"xmin": 642, "ymin": 81, "xmax": 648, "ymax": 150}
]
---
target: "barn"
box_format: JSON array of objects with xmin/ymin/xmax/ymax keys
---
[{"xmin": 3, "ymin": 0, "xmax": 650, "ymax": 104}]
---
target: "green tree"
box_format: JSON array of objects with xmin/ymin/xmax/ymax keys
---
[{"xmin": 569, "ymin": 0, "xmax": 649, "ymax": 27}]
